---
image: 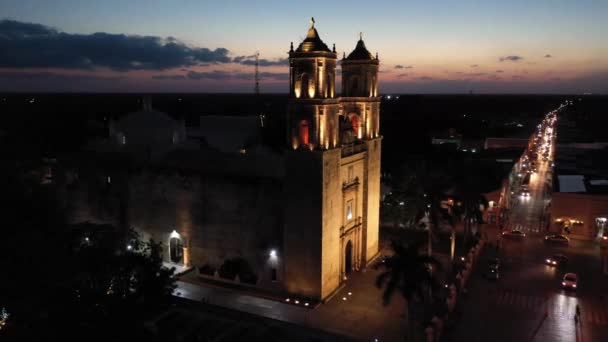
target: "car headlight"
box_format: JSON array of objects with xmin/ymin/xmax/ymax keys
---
[
  {"xmin": 573, "ymin": 284, "xmax": 577, "ymax": 288},
  {"xmin": 552, "ymin": 261, "xmax": 556, "ymax": 265},
  {"xmin": 562, "ymin": 282, "xmax": 566, "ymax": 286},
  {"xmin": 546, "ymin": 259, "xmax": 551, "ymax": 263}
]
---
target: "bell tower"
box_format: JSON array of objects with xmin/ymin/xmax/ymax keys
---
[
  {"xmin": 283, "ymin": 21, "xmax": 381, "ymax": 302},
  {"xmin": 287, "ymin": 17, "xmax": 339, "ymax": 150},
  {"xmin": 340, "ymin": 34, "xmax": 380, "ymax": 140},
  {"xmin": 340, "ymin": 35, "xmax": 382, "ymax": 268}
]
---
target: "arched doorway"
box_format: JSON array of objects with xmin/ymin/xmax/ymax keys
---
[
  {"xmin": 345, "ymin": 240, "xmax": 353, "ymax": 275},
  {"xmin": 169, "ymin": 237, "xmax": 183, "ymax": 263}
]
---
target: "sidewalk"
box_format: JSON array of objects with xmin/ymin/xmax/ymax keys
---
[{"xmin": 175, "ymin": 268, "xmax": 407, "ymax": 342}]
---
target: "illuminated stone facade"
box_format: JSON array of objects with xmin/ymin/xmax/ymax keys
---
[
  {"xmin": 284, "ymin": 20, "xmax": 382, "ymax": 301},
  {"xmin": 64, "ymin": 19, "xmax": 381, "ymax": 302}
]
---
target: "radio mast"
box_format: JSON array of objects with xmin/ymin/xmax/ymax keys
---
[{"xmin": 254, "ymin": 51, "xmax": 260, "ymax": 96}]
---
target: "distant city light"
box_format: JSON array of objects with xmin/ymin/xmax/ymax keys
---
[
  {"xmin": 269, "ymin": 249, "xmax": 277, "ymax": 258},
  {"xmin": 126, "ymin": 244, "xmax": 133, "ymax": 251}
]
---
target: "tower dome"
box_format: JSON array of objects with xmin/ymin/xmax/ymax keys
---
[
  {"xmin": 295, "ymin": 19, "xmax": 332, "ymax": 53},
  {"xmin": 345, "ymin": 36, "xmax": 374, "ymax": 61}
]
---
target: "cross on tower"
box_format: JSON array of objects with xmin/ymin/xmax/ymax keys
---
[{"xmin": 310, "ymin": 17, "xmax": 315, "ymax": 27}]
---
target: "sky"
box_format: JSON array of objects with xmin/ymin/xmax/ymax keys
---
[{"xmin": 0, "ymin": 0, "xmax": 607, "ymax": 93}]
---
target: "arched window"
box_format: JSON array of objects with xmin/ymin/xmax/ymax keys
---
[
  {"xmin": 301, "ymin": 74, "xmax": 310, "ymax": 98},
  {"xmin": 299, "ymin": 120, "xmax": 309, "ymax": 146}
]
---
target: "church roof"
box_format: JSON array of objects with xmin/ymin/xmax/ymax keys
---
[
  {"xmin": 346, "ymin": 38, "xmax": 374, "ymax": 60},
  {"xmin": 295, "ymin": 18, "xmax": 332, "ymax": 53}
]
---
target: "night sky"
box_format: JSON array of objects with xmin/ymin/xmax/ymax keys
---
[{"xmin": 0, "ymin": 0, "xmax": 606, "ymax": 93}]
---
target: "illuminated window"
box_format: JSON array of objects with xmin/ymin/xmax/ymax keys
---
[
  {"xmin": 350, "ymin": 115, "xmax": 359, "ymax": 138},
  {"xmin": 299, "ymin": 120, "xmax": 309, "ymax": 146},
  {"xmin": 346, "ymin": 200, "xmax": 353, "ymax": 222}
]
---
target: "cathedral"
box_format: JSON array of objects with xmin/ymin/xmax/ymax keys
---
[
  {"xmin": 282, "ymin": 18, "xmax": 382, "ymax": 300},
  {"xmin": 63, "ymin": 19, "xmax": 382, "ymax": 302}
]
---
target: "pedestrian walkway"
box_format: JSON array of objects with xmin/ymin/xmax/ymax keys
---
[
  {"xmin": 494, "ymin": 289, "xmax": 547, "ymax": 311},
  {"xmin": 174, "ymin": 268, "xmax": 407, "ymax": 342},
  {"xmin": 489, "ymin": 289, "xmax": 608, "ymax": 326}
]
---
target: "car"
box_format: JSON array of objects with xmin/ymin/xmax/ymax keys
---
[
  {"xmin": 544, "ymin": 234, "xmax": 570, "ymax": 245},
  {"xmin": 502, "ymin": 230, "xmax": 526, "ymax": 239},
  {"xmin": 488, "ymin": 257, "xmax": 500, "ymax": 270},
  {"xmin": 545, "ymin": 254, "xmax": 568, "ymax": 267},
  {"xmin": 562, "ymin": 273, "xmax": 578, "ymax": 290},
  {"xmin": 520, "ymin": 190, "xmax": 531, "ymax": 198}
]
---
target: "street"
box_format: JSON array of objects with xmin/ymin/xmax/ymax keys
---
[{"xmin": 447, "ymin": 110, "xmax": 608, "ymax": 342}]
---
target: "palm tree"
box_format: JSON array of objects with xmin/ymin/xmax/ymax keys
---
[
  {"xmin": 390, "ymin": 158, "xmax": 453, "ymax": 255},
  {"xmin": 453, "ymin": 156, "xmax": 491, "ymax": 254},
  {"xmin": 376, "ymin": 239, "xmax": 441, "ymax": 342}
]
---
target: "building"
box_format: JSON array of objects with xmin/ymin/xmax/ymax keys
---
[
  {"xmin": 283, "ymin": 19, "xmax": 381, "ymax": 300},
  {"xmin": 548, "ymin": 147, "xmax": 608, "ymax": 240},
  {"xmin": 63, "ymin": 19, "xmax": 382, "ymax": 302}
]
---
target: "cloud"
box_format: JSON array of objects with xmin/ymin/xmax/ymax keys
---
[
  {"xmin": 470, "ymin": 64, "xmax": 479, "ymax": 68},
  {"xmin": 0, "ymin": 19, "xmax": 231, "ymax": 71},
  {"xmin": 397, "ymin": 73, "xmax": 409, "ymax": 78},
  {"xmin": 499, "ymin": 55, "xmax": 523, "ymax": 62},
  {"xmin": 183, "ymin": 70, "xmax": 288, "ymax": 81},
  {"xmin": 544, "ymin": 54, "xmax": 552, "ymax": 58},
  {"xmin": 0, "ymin": 71, "xmax": 123, "ymax": 82},
  {"xmin": 417, "ymin": 76, "xmax": 433, "ymax": 81},
  {"xmin": 395, "ymin": 65, "xmax": 413, "ymax": 69},
  {"xmin": 152, "ymin": 74, "xmax": 186, "ymax": 80},
  {"xmin": 233, "ymin": 55, "xmax": 288, "ymax": 66},
  {"xmin": 496, "ymin": 70, "xmax": 504, "ymax": 73}
]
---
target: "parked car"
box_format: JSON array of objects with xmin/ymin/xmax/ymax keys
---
[
  {"xmin": 562, "ymin": 273, "xmax": 578, "ymax": 290},
  {"xmin": 544, "ymin": 234, "xmax": 570, "ymax": 245},
  {"xmin": 502, "ymin": 230, "xmax": 526, "ymax": 239},
  {"xmin": 545, "ymin": 254, "xmax": 568, "ymax": 267}
]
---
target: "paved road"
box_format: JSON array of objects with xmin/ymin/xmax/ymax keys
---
[{"xmin": 446, "ymin": 115, "xmax": 608, "ymax": 342}]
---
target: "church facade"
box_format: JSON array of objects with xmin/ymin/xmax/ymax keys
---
[
  {"xmin": 282, "ymin": 19, "xmax": 382, "ymax": 300},
  {"xmin": 62, "ymin": 19, "xmax": 382, "ymax": 302}
]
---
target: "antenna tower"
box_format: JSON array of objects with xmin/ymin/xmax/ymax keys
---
[{"xmin": 254, "ymin": 51, "xmax": 260, "ymax": 96}]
